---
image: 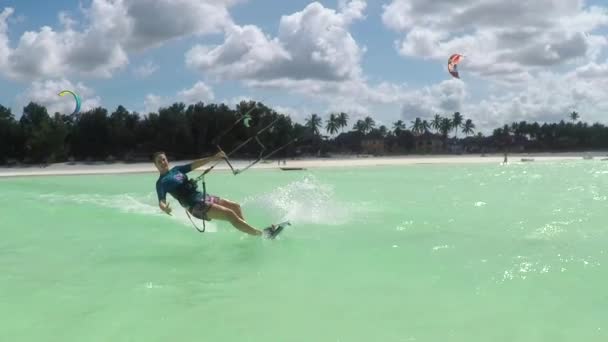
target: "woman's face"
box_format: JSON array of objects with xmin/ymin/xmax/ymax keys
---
[{"xmin": 155, "ymin": 154, "xmax": 169, "ymax": 172}]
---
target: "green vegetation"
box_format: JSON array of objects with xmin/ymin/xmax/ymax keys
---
[{"xmin": 0, "ymin": 99, "xmax": 604, "ymax": 165}]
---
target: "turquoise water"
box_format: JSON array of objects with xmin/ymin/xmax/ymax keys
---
[{"xmin": 1, "ymin": 161, "xmax": 608, "ymax": 341}]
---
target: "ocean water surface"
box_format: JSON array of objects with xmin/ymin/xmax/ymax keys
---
[{"xmin": 1, "ymin": 160, "xmax": 607, "ymax": 341}]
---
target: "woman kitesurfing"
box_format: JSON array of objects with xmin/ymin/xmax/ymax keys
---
[
  {"xmin": 153, "ymin": 151, "xmax": 284, "ymax": 239},
  {"xmin": 153, "ymin": 104, "xmax": 297, "ymax": 239}
]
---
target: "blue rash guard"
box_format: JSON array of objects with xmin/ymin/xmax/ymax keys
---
[{"xmin": 156, "ymin": 164, "xmax": 203, "ymax": 208}]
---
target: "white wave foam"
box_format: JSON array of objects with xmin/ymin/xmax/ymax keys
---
[
  {"xmin": 497, "ymin": 254, "xmax": 600, "ymax": 283},
  {"xmin": 38, "ymin": 192, "xmax": 218, "ymax": 231},
  {"xmin": 525, "ymin": 220, "xmax": 577, "ymax": 240},
  {"xmin": 39, "ymin": 193, "xmax": 161, "ymax": 215},
  {"xmin": 241, "ymin": 174, "xmax": 356, "ymax": 226},
  {"xmin": 396, "ymin": 220, "xmax": 414, "ymax": 231}
]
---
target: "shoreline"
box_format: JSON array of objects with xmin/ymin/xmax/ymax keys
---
[{"xmin": 1, "ymin": 152, "xmax": 606, "ymax": 178}]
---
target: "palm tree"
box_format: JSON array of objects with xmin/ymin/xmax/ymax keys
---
[
  {"xmin": 337, "ymin": 112, "xmax": 349, "ymax": 133},
  {"xmin": 392, "ymin": 120, "xmax": 406, "ymax": 135},
  {"xmin": 431, "ymin": 114, "xmax": 442, "ymax": 134},
  {"xmin": 515, "ymin": 121, "xmax": 528, "ymax": 139},
  {"xmin": 305, "ymin": 113, "xmax": 322, "ymax": 136},
  {"xmin": 529, "ymin": 122, "xmax": 540, "ymax": 140},
  {"xmin": 476, "ymin": 132, "xmax": 484, "ymax": 148},
  {"xmin": 378, "ymin": 125, "xmax": 388, "ymax": 137},
  {"xmin": 569, "ymin": 111, "xmax": 579, "ymax": 123},
  {"xmin": 325, "ymin": 113, "xmax": 339, "ymax": 136},
  {"xmin": 501, "ymin": 124, "xmax": 512, "ymax": 147},
  {"xmin": 452, "ymin": 112, "xmax": 463, "ymax": 138},
  {"xmin": 510, "ymin": 121, "xmax": 524, "ymax": 139},
  {"xmin": 462, "ymin": 119, "xmax": 475, "ymax": 137},
  {"xmin": 411, "ymin": 117, "xmax": 422, "ymax": 135},
  {"xmin": 439, "ymin": 117, "xmax": 452, "ymax": 138},
  {"xmin": 439, "ymin": 117, "xmax": 452, "ymax": 150},
  {"xmin": 421, "ymin": 120, "xmax": 430, "ymax": 133},
  {"xmin": 353, "ymin": 119, "xmax": 366, "ymax": 134},
  {"xmin": 363, "ymin": 116, "xmax": 375, "ymax": 134}
]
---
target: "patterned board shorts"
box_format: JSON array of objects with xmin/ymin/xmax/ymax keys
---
[{"xmin": 189, "ymin": 195, "xmax": 220, "ymax": 221}]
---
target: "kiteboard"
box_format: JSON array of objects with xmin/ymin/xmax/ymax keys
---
[{"xmin": 263, "ymin": 221, "xmax": 291, "ymax": 240}]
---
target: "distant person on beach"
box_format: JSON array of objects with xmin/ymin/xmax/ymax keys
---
[{"xmin": 153, "ymin": 151, "xmax": 280, "ymax": 238}]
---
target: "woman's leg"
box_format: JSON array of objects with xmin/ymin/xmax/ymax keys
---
[
  {"xmin": 205, "ymin": 203, "xmax": 262, "ymax": 236},
  {"xmin": 216, "ymin": 198, "xmax": 244, "ymax": 220}
]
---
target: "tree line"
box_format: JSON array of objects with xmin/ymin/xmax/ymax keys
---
[{"xmin": 0, "ymin": 100, "xmax": 606, "ymax": 165}]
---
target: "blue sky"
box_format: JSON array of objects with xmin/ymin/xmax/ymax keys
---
[{"xmin": 1, "ymin": 0, "xmax": 608, "ymax": 133}]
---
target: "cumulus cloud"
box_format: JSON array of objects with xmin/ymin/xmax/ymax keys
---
[
  {"xmin": 5, "ymin": 0, "xmax": 608, "ymax": 134},
  {"xmin": 143, "ymin": 81, "xmax": 215, "ymax": 113},
  {"xmin": 382, "ymin": 0, "xmax": 608, "ymax": 82},
  {"xmin": 177, "ymin": 81, "xmax": 215, "ymax": 103},
  {"xmin": 143, "ymin": 94, "xmax": 164, "ymax": 114},
  {"xmin": 393, "ymin": 60, "xmax": 608, "ymax": 134},
  {"xmin": 0, "ymin": 8, "xmax": 12, "ymax": 69},
  {"xmin": 186, "ymin": 1, "xmax": 367, "ymax": 83},
  {"xmin": 185, "ymin": 24, "xmax": 290, "ymax": 81},
  {"xmin": 118, "ymin": 0, "xmax": 233, "ymax": 51},
  {"xmin": 0, "ymin": 0, "xmax": 238, "ymax": 80},
  {"xmin": 371, "ymin": 0, "xmax": 608, "ymax": 133},
  {"xmin": 398, "ymin": 79, "xmax": 467, "ymax": 120}
]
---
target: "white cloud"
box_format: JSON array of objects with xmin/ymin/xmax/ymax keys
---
[
  {"xmin": 144, "ymin": 94, "xmax": 164, "ymax": 114},
  {"xmin": 3, "ymin": 7, "xmax": 128, "ymax": 80},
  {"xmin": 0, "ymin": 8, "xmax": 14, "ymax": 70},
  {"xmin": 5, "ymin": 0, "xmax": 607, "ymax": 135},
  {"xmin": 143, "ymin": 81, "xmax": 216, "ymax": 113},
  {"xmin": 0, "ymin": 0, "xmax": 238, "ymax": 80},
  {"xmin": 133, "ymin": 61, "xmax": 158, "ymax": 78},
  {"xmin": 390, "ymin": 60, "xmax": 608, "ymax": 134},
  {"xmin": 272, "ymin": 105, "xmax": 311, "ymax": 123},
  {"xmin": 369, "ymin": 0, "xmax": 608, "ymax": 133},
  {"xmin": 326, "ymin": 101, "xmax": 370, "ymax": 123},
  {"xmin": 273, "ymin": 105, "xmax": 299, "ymax": 116},
  {"xmin": 573, "ymin": 60, "xmax": 608, "ymax": 78},
  {"xmin": 244, "ymin": 77, "xmax": 412, "ymax": 114},
  {"xmin": 186, "ymin": 1, "xmax": 367, "ymax": 83},
  {"xmin": 382, "ymin": 0, "xmax": 608, "ymax": 83},
  {"xmin": 117, "ymin": 0, "xmax": 234, "ymax": 51},
  {"xmin": 177, "ymin": 81, "xmax": 215, "ymax": 104},
  {"xmin": 399, "ymin": 79, "xmax": 467, "ymax": 121},
  {"xmin": 182, "ymin": 1, "xmax": 399, "ymax": 128},
  {"xmin": 338, "ymin": 0, "xmax": 366, "ymax": 23},
  {"xmin": 222, "ymin": 95, "xmax": 255, "ymax": 108},
  {"xmin": 17, "ymin": 79, "xmax": 101, "ymax": 115},
  {"xmin": 186, "ymin": 24, "xmax": 290, "ymax": 81},
  {"xmin": 184, "ymin": 0, "xmax": 481, "ymax": 129}
]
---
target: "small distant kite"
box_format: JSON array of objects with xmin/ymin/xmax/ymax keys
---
[
  {"xmin": 447, "ymin": 54, "xmax": 463, "ymax": 79},
  {"xmin": 58, "ymin": 90, "xmax": 81, "ymax": 115},
  {"xmin": 242, "ymin": 113, "xmax": 251, "ymax": 128}
]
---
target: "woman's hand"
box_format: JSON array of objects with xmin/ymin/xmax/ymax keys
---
[
  {"xmin": 160, "ymin": 201, "xmax": 173, "ymax": 216},
  {"xmin": 214, "ymin": 151, "xmax": 227, "ymax": 160}
]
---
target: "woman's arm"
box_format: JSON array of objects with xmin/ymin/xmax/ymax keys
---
[
  {"xmin": 159, "ymin": 200, "xmax": 172, "ymax": 215},
  {"xmin": 190, "ymin": 151, "xmax": 226, "ymax": 170}
]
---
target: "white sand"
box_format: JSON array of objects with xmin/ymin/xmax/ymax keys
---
[{"xmin": 0, "ymin": 152, "xmax": 606, "ymax": 177}]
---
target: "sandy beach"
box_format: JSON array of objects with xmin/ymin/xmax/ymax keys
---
[{"xmin": 1, "ymin": 152, "xmax": 606, "ymax": 178}]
